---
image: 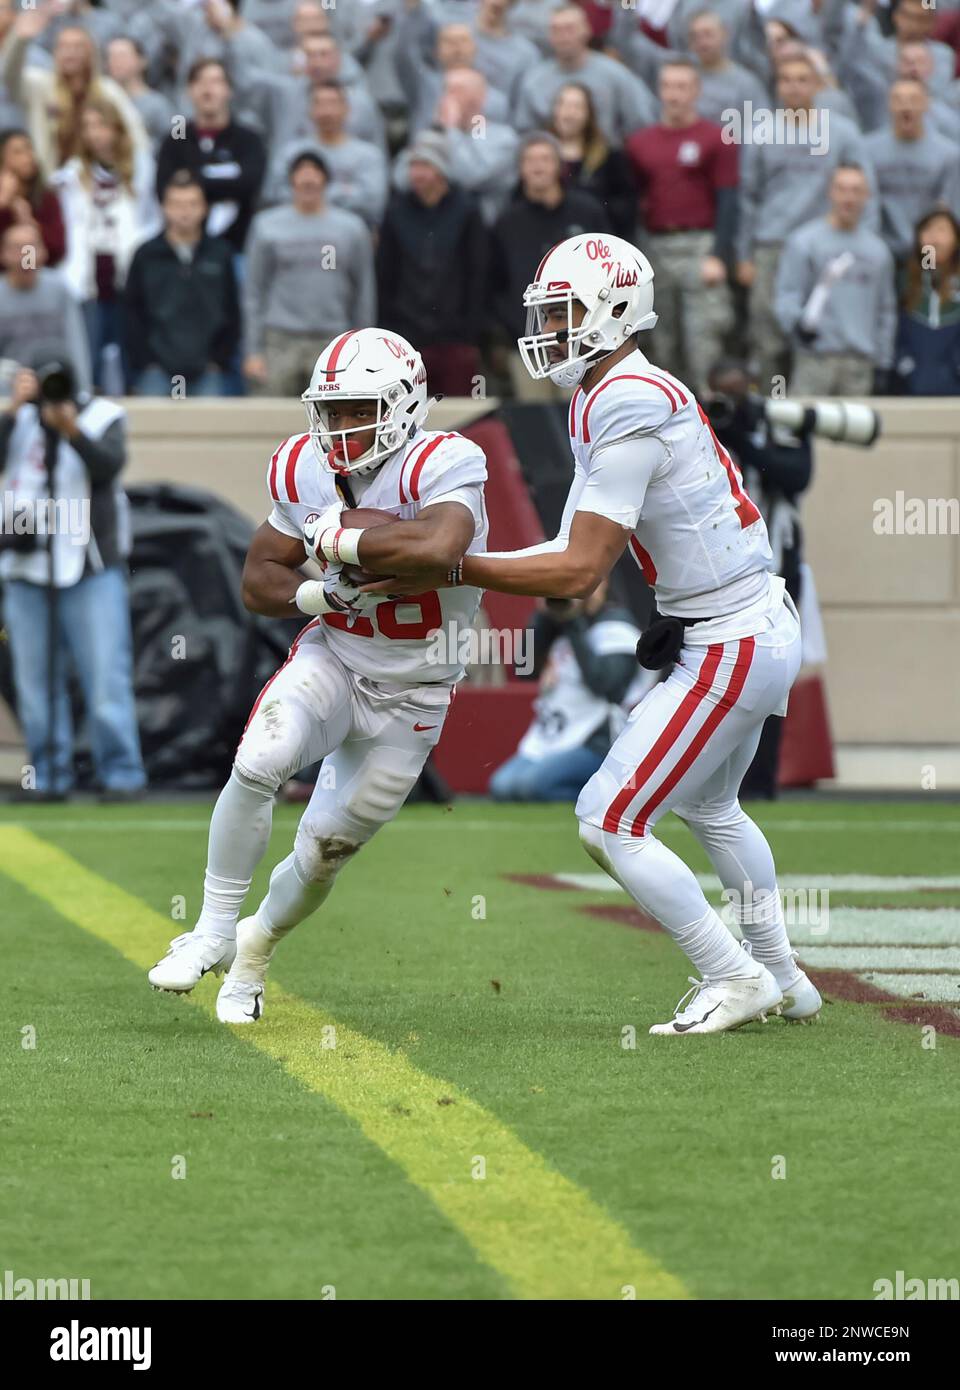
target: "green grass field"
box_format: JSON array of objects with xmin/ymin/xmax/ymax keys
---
[{"xmin": 2, "ymin": 798, "xmax": 958, "ymax": 1301}]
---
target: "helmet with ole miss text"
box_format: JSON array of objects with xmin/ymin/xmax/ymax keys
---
[
  {"xmin": 518, "ymin": 233, "xmax": 658, "ymax": 388},
  {"xmin": 302, "ymin": 327, "xmax": 432, "ymax": 476}
]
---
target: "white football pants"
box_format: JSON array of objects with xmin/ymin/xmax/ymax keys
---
[{"xmin": 197, "ymin": 622, "xmax": 451, "ymax": 940}]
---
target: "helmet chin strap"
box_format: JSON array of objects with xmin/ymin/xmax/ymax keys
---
[{"xmin": 549, "ymin": 341, "xmax": 614, "ymax": 389}]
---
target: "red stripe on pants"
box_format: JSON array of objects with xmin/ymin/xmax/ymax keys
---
[
  {"xmin": 628, "ymin": 637, "xmax": 756, "ymax": 837},
  {"xmin": 602, "ymin": 644, "xmax": 724, "ymax": 834},
  {"xmin": 240, "ymin": 619, "xmax": 320, "ymax": 739}
]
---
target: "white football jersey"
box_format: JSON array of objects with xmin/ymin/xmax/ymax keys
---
[
  {"xmin": 566, "ymin": 348, "xmax": 773, "ymax": 620},
  {"xmin": 266, "ymin": 427, "xmax": 488, "ymax": 684}
]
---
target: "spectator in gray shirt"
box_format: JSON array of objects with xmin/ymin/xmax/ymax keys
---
[
  {"xmin": 687, "ymin": 10, "xmax": 770, "ymax": 127},
  {"xmin": 775, "ymin": 164, "xmax": 896, "ymax": 397},
  {"xmin": 736, "ymin": 53, "xmax": 878, "ymax": 390},
  {"xmin": 514, "ymin": 5, "xmax": 656, "ymax": 142},
  {"xmin": 773, "ymin": 39, "xmax": 861, "ymax": 128},
  {"xmin": 898, "ymin": 44, "xmax": 960, "ymax": 145},
  {"xmin": 129, "ymin": 0, "xmax": 286, "ymax": 102},
  {"xmin": 29, "ymin": 0, "xmax": 125, "ymax": 59},
  {"xmin": 0, "ymin": 222, "xmax": 91, "ymax": 392},
  {"xmin": 864, "ymin": 79, "xmax": 960, "ymax": 264},
  {"xmin": 250, "ymin": 31, "xmax": 385, "ymax": 155},
  {"xmin": 243, "ymin": 151, "xmax": 376, "ymax": 397},
  {"xmin": 471, "ymin": 0, "xmax": 542, "ymax": 97},
  {"xmin": 105, "ymin": 37, "xmax": 175, "ymax": 152},
  {"xmin": 833, "ymin": 0, "xmax": 955, "ymax": 109},
  {"xmin": 408, "ymin": 0, "xmax": 541, "ymax": 99},
  {"xmin": 394, "ymin": 67, "xmax": 519, "ymax": 223},
  {"xmin": 0, "ymin": 0, "xmax": 24, "ymax": 129},
  {"xmin": 263, "ymin": 80, "xmax": 388, "ymax": 227},
  {"xmin": 242, "ymin": 0, "xmax": 302, "ymax": 52},
  {"xmin": 395, "ymin": 9, "xmax": 511, "ymax": 135},
  {"xmin": 495, "ymin": 1, "xmax": 565, "ymax": 53}
]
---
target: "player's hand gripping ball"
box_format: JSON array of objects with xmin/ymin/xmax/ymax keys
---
[{"xmin": 337, "ymin": 507, "xmax": 398, "ymax": 587}]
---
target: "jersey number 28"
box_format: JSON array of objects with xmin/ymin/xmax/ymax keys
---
[{"xmin": 323, "ymin": 591, "xmax": 443, "ymax": 641}]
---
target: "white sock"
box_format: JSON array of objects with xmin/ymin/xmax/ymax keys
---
[
  {"xmin": 194, "ymin": 769, "xmax": 276, "ymax": 940},
  {"xmin": 581, "ymin": 822, "xmax": 759, "ymax": 980},
  {"xmin": 260, "ymin": 851, "xmax": 333, "ymax": 935},
  {"xmin": 730, "ymin": 888, "xmax": 801, "ymax": 989},
  {"xmin": 674, "ymin": 906, "xmax": 758, "ymax": 981},
  {"xmin": 229, "ymin": 852, "xmax": 336, "ymax": 985},
  {"xmin": 681, "ymin": 805, "xmax": 798, "ymax": 987}
]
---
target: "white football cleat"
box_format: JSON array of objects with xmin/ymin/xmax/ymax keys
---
[
  {"xmin": 650, "ymin": 966, "xmax": 783, "ymax": 1035},
  {"xmin": 148, "ymin": 931, "xmax": 236, "ymax": 993},
  {"xmin": 215, "ymin": 916, "xmax": 274, "ymax": 1024},
  {"xmin": 780, "ymin": 956, "xmax": 823, "ymax": 1021},
  {"xmin": 215, "ymin": 977, "xmax": 264, "ymax": 1024}
]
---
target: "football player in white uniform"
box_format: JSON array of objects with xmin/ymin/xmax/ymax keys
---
[
  {"xmin": 364, "ymin": 235, "xmax": 822, "ymax": 1035},
  {"xmin": 148, "ymin": 329, "xmax": 488, "ymax": 1022}
]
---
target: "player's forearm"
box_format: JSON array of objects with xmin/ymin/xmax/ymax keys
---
[
  {"xmin": 461, "ymin": 549, "xmax": 599, "ymax": 600},
  {"xmin": 241, "ymin": 561, "xmax": 302, "ymax": 617},
  {"xmin": 357, "ymin": 522, "xmax": 464, "ymax": 575}
]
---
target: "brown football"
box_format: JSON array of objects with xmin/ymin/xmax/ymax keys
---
[{"xmin": 339, "ymin": 507, "xmax": 396, "ymax": 585}]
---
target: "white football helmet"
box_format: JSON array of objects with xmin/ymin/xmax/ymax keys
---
[
  {"xmin": 302, "ymin": 327, "xmax": 431, "ymax": 476},
  {"xmin": 518, "ymin": 234, "xmax": 658, "ymax": 388}
]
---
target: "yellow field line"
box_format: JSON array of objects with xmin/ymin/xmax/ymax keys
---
[{"xmin": 1, "ymin": 826, "xmax": 688, "ymax": 1301}]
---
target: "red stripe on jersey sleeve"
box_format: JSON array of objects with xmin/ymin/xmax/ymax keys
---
[
  {"xmin": 646, "ymin": 368, "xmax": 688, "ymax": 406},
  {"xmin": 581, "ymin": 373, "xmax": 678, "ymax": 444},
  {"xmin": 399, "ymin": 438, "xmax": 429, "ymax": 505},
  {"xmin": 409, "ymin": 433, "xmax": 454, "ymax": 502},
  {"xmin": 284, "ymin": 434, "xmax": 310, "ymax": 503},
  {"xmin": 568, "ymin": 385, "xmax": 583, "ymax": 440},
  {"xmin": 268, "ymin": 445, "xmax": 282, "ymax": 500}
]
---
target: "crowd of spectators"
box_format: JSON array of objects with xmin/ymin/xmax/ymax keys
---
[{"xmin": 1, "ymin": 0, "xmax": 959, "ymax": 400}]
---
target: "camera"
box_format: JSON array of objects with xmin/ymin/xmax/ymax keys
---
[
  {"xmin": 704, "ymin": 392, "xmax": 881, "ymax": 448},
  {"xmin": 36, "ymin": 361, "xmax": 75, "ymax": 405}
]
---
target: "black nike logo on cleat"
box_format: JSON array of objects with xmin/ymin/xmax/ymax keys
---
[
  {"xmin": 246, "ymin": 990, "xmax": 263, "ymax": 1021},
  {"xmin": 673, "ymin": 1002, "xmax": 722, "ymax": 1032}
]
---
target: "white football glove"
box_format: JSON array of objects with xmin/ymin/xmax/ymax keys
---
[
  {"xmin": 324, "ymin": 565, "xmax": 380, "ymax": 613},
  {"xmin": 302, "ymin": 500, "xmax": 343, "ymax": 566},
  {"xmin": 294, "ymin": 565, "xmax": 381, "ymax": 617}
]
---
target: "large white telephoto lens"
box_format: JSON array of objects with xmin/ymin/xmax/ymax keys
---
[{"xmin": 766, "ymin": 398, "xmax": 881, "ymax": 447}]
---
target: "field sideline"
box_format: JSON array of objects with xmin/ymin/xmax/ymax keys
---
[{"xmin": 2, "ymin": 798, "xmax": 958, "ymax": 1301}]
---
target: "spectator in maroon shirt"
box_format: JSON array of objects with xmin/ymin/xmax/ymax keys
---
[
  {"xmin": 549, "ymin": 83, "xmax": 637, "ymax": 240},
  {"xmin": 932, "ymin": 7, "xmax": 960, "ymax": 77},
  {"xmin": 625, "ymin": 58, "xmax": 737, "ymax": 395},
  {"xmin": 0, "ymin": 129, "xmax": 65, "ymax": 266}
]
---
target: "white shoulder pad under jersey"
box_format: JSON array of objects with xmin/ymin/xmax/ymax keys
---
[
  {"xmin": 394, "ymin": 429, "xmax": 487, "ymax": 509},
  {"xmin": 578, "ymin": 369, "xmax": 683, "ymax": 457},
  {"xmin": 265, "ymin": 432, "xmax": 329, "ymax": 539}
]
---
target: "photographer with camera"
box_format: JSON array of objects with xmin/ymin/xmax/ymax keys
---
[
  {"xmin": 704, "ymin": 361, "xmax": 813, "ymax": 800},
  {"xmin": 0, "ymin": 353, "xmax": 145, "ymax": 801}
]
